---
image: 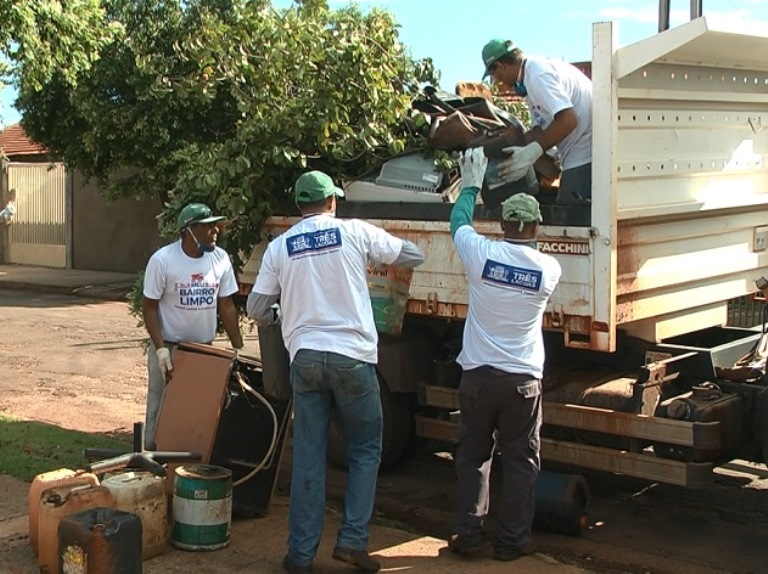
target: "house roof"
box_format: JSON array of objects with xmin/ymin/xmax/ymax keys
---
[
  {"xmin": 455, "ymin": 81, "xmax": 524, "ymax": 104},
  {"xmin": 0, "ymin": 123, "xmax": 47, "ymax": 157}
]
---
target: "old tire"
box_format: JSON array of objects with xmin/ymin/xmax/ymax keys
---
[
  {"xmin": 326, "ymin": 372, "xmax": 415, "ymax": 471},
  {"xmin": 533, "ymin": 472, "xmax": 590, "ymax": 536}
]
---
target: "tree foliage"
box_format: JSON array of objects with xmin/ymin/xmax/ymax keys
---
[
  {"xmin": 17, "ymin": 0, "xmax": 439, "ymax": 269},
  {"xmin": 0, "ymin": 0, "xmax": 120, "ymax": 90}
]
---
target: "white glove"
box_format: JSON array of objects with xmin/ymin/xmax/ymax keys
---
[
  {"xmin": 498, "ymin": 142, "xmax": 544, "ymax": 183},
  {"xmin": 156, "ymin": 347, "xmax": 173, "ymax": 379},
  {"xmin": 457, "ymin": 147, "xmax": 489, "ymax": 190}
]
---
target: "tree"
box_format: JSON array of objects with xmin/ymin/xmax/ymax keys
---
[
  {"xmin": 16, "ymin": 0, "xmax": 439, "ymax": 269},
  {"xmin": 0, "ymin": 1, "xmax": 120, "ymax": 91}
]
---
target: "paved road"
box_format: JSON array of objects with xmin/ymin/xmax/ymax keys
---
[
  {"xmin": 1, "ymin": 289, "xmax": 767, "ymax": 574},
  {"xmin": 0, "ymin": 288, "xmax": 588, "ymax": 573}
]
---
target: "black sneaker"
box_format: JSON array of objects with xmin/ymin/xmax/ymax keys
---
[
  {"xmin": 493, "ymin": 540, "xmax": 535, "ymax": 562},
  {"xmin": 447, "ymin": 533, "xmax": 485, "ymax": 556},
  {"xmin": 332, "ymin": 546, "xmax": 381, "ymax": 572},
  {"xmin": 282, "ymin": 554, "xmax": 314, "ymax": 573}
]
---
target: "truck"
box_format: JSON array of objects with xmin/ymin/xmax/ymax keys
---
[{"xmin": 238, "ymin": 13, "xmax": 768, "ymax": 488}]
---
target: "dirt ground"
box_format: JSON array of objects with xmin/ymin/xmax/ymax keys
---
[{"xmin": 1, "ymin": 289, "xmax": 767, "ymax": 574}]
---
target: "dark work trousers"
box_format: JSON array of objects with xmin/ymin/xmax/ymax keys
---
[
  {"xmin": 557, "ymin": 162, "xmax": 592, "ymax": 205},
  {"xmin": 453, "ymin": 366, "xmax": 543, "ymax": 551}
]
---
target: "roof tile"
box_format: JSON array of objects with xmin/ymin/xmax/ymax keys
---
[{"xmin": 0, "ymin": 123, "xmax": 47, "ymax": 157}]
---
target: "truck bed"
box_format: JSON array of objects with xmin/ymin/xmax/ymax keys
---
[{"xmin": 241, "ymin": 18, "xmax": 768, "ymax": 353}]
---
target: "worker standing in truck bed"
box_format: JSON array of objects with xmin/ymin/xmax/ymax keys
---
[{"xmin": 482, "ymin": 38, "xmax": 593, "ymax": 205}]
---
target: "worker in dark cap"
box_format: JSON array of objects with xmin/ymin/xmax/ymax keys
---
[
  {"xmin": 482, "ymin": 38, "xmax": 593, "ymax": 205},
  {"xmin": 448, "ymin": 148, "xmax": 562, "ymax": 561}
]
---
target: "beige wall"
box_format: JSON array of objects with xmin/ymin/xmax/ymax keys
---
[{"xmin": 72, "ymin": 172, "xmax": 164, "ymax": 273}]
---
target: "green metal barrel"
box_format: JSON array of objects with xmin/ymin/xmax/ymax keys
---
[{"xmin": 172, "ymin": 464, "xmax": 232, "ymax": 551}]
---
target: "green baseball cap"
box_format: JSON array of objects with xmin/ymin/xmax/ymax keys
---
[
  {"xmin": 294, "ymin": 170, "xmax": 345, "ymax": 203},
  {"xmin": 482, "ymin": 38, "xmax": 516, "ymax": 78},
  {"xmin": 501, "ymin": 193, "xmax": 542, "ymax": 228},
  {"xmin": 177, "ymin": 203, "xmax": 226, "ymax": 230}
]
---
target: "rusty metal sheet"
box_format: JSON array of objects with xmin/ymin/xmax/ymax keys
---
[
  {"xmin": 241, "ymin": 216, "xmax": 605, "ymax": 347},
  {"xmin": 420, "ymin": 385, "xmax": 460, "ymax": 410},
  {"xmin": 541, "ymin": 438, "xmax": 713, "ymax": 488},
  {"xmin": 415, "ymin": 415, "xmax": 457, "ymax": 443},
  {"xmin": 414, "ymin": 413, "xmax": 715, "ymax": 487},
  {"xmin": 543, "ymin": 402, "xmax": 721, "ymax": 448}
]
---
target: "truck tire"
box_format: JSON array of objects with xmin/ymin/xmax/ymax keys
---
[{"xmin": 326, "ymin": 372, "xmax": 415, "ymax": 471}]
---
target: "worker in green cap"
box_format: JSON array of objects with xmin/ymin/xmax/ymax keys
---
[
  {"xmin": 248, "ymin": 170, "xmax": 424, "ymax": 574},
  {"xmin": 482, "ymin": 38, "xmax": 593, "ymax": 205},
  {"xmin": 142, "ymin": 202, "xmax": 243, "ymax": 449},
  {"xmin": 448, "ymin": 148, "xmax": 562, "ymax": 562}
]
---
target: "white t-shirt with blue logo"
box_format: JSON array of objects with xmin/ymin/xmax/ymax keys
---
[
  {"xmin": 253, "ymin": 214, "xmax": 403, "ymax": 364},
  {"xmin": 453, "ymin": 225, "xmax": 561, "ymax": 378},
  {"xmin": 143, "ymin": 240, "xmax": 238, "ymax": 343},
  {"xmin": 524, "ymin": 56, "xmax": 592, "ymax": 171}
]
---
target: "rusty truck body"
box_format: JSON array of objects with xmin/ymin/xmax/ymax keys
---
[{"xmin": 240, "ymin": 17, "xmax": 768, "ymax": 487}]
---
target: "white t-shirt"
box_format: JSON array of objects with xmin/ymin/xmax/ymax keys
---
[
  {"xmin": 524, "ymin": 56, "xmax": 592, "ymax": 170},
  {"xmin": 143, "ymin": 240, "xmax": 238, "ymax": 343},
  {"xmin": 453, "ymin": 225, "xmax": 561, "ymax": 378},
  {"xmin": 253, "ymin": 214, "xmax": 403, "ymax": 363}
]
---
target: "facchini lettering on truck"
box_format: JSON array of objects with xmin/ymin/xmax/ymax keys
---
[{"xmin": 538, "ymin": 240, "xmax": 591, "ymax": 255}]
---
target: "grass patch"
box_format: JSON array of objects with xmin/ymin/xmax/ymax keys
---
[{"xmin": 0, "ymin": 414, "xmax": 130, "ymax": 482}]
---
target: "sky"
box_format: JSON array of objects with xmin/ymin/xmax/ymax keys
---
[{"xmin": 2, "ymin": 0, "xmax": 768, "ymax": 127}]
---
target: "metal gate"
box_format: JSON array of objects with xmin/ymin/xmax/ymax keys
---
[{"xmin": 5, "ymin": 162, "xmax": 69, "ymax": 268}]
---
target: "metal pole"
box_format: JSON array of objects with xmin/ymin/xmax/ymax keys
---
[
  {"xmin": 659, "ymin": 0, "xmax": 703, "ymax": 32},
  {"xmin": 133, "ymin": 421, "xmax": 145, "ymax": 452},
  {"xmin": 0, "ymin": 160, "xmax": 7, "ymax": 264},
  {"xmin": 65, "ymin": 168, "xmax": 73, "ymax": 269},
  {"xmin": 691, "ymin": 0, "xmax": 703, "ymax": 20},
  {"xmin": 659, "ymin": 0, "xmax": 671, "ymax": 32}
]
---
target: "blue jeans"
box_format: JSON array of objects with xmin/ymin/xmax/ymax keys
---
[{"xmin": 287, "ymin": 349, "xmax": 383, "ymax": 566}]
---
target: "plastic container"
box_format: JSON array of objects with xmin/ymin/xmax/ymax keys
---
[
  {"xmin": 257, "ymin": 322, "xmax": 292, "ymax": 402},
  {"xmin": 367, "ymin": 263, "xmax": 413, "ymax": 336},
  {"xmin": 59, "ymin": 507, "xmax": 142, "ymax": 574},
  {"xmin": 28, "ymin": 469, "xmax": 99, "ymax": 555},
  {"xmin": 101, "ymin": 471, "xmax": 169, "ymax": 559},
  {"xmin": 38, "ymin": 484, "xmax": 115, "ymax": 574},
  {"xmin": 172, "ymin": 464, "xmax": 232, "ymax": 551}
]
